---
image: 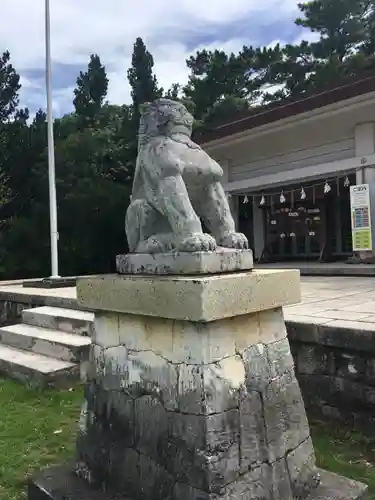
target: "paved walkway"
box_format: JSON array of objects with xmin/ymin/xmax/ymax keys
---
[
  {"xmin": 257, "ymin": 261, "xmax": 375, "ymax": 276},
  {"xmin": 284, "ymin": 276, "xmax": 375, "ymax": 330},
  {"xmin": 1, "ymin": 276, "xmax": 375, "ymax": 330}
]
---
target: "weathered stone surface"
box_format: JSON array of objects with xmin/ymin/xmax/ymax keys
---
[
  {"xmin": 242, "ymin": 336, "xmax": 294, "ymax": 392},
  {"xmin": 296, "ymin": 344, "xmax": 334, "ymax": 375},
  {"xmin": 134, "ymin": 395, "xmax": 167, "ymax": 460},
  {"xmin": 109, "ymin": 447, "xmax": 139, "ymax": 494},
  {"xmin": 173, "ymin": 482, "xmax": 210, "ymax": 500},
  {"xmin": 75, "ymin": 385, "xmax": 136, "ymax": 490},
  {"xmin": 91, "ymin": 344, "xmax": 129, "ymax": 391},
  {"xmin": 160, "ymin": 425, "xmax": 240, "ymax": 493},
  {"xmin": 116, "ymin": 248, "xmax": 253, "ymax": 275},
  {"xmin": 124, "ymin": 98, "xmax": 248, "ymax": 255},
  {"xmin": 269, "ymin": 459, "xmax": 293, "ymax": 499},
  {"xmin": 126, "ymin": 350, "xmax": 178, "ymax": 409},
  {"xmin": 217, "ymin": 465, "xmax": 272, "ymax": 499},
  {"xmin": 263, "ymin": 370, "xmax": 310, "ymax": 463},
  {"xmin": 93, "ymin": 313, "xmax": 120, "ymax": 349},
  {"xmin": 204, "ymin": 442, "xmax": 240, "ymax": 493},
  {"xmin": 239, "ymin": 391, "xmax": 267, "ymax": 472},
  {"xmin": 286, "ymin": 437, "xmax": 320, "ymax": 498},
  {"xmin": 168, "ymin": 412, "xmax": 206, "ymax": 451},
  {"xmin": 177, "ymin": 356, "xmax": 245, "ymax": 415},
  {"xmin": 267, "ymin": 337, "xmax": 295, "ymax": 378},
  {"xmin": 334, "ymin": 350, "xmax": 366, "ymax": 380},
  {"xmin": 27, "ymin": 465, "xmax": 369, "ymax": 500},
  {"xmin": 259, "ymin": 307, "xmax": 288, "ymax": 342},
  {"xmin": 117, "ymin": 314, "xmax": 245, "ymax": 365},
  {"xmin": 305, "ymin": 469, "xmax": 368, "ymax": 499},
  {"xmin": 138, "ymin": 453, "xmax": 174, "ymax": 500},
  {"xmin": 77, "ymin": 269, "xmax": 301, "ymax": 322},
  {"xmin": 97, "ymin": 310, "xmax": 282, "ymax": 364},
  {"xmin": 177, "ymin": 364, "xmax": 204, "ymax": 414},
  {"xmin": 90, "ymin": 343, "xmax": 178, "ymax": 409},
  {"xmin": 243, "ymin": 343, "xmax": 270, "ymax": 391},
  {"xmin": 75, "ymin": 294, "xmax": 330, "ymax": 498}
]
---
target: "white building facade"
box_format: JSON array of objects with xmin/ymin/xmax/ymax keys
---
[{"xmin": 200, "ymin": 77, "xmax": 375, "ymax": 262}]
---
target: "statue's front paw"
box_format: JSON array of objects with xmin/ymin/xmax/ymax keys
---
[
  {"xmin": 176, "ymin": 233, "xmax": 217, "ymax": 252},
  {"xmin": 218, "ymin": 232, "xmax": 248, "ymax": 249}
]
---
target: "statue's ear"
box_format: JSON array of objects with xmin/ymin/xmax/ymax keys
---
[{"xmin": 140, "ymin": 102, "xmax": 151, "ymax": 114}]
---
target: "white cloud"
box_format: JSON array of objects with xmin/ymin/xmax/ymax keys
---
[{"xmin": 1, "ymin": 0, "xmax": 307, "ymax": 114}]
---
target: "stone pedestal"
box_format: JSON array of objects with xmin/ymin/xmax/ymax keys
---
[
  {"xmin": 29, "ymin": 269, "xmax": 368, "ymax": 500},
  {"xmin": 116, "ymin": 248, "xmax": 254, "ymax": 275}
]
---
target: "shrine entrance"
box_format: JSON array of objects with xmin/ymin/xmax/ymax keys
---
[{"xmin": 239, "ymin": 174, "xmax": 355, "ymax": 262}]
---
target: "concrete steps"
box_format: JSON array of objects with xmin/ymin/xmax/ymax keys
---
[
  {"xmin": 22, "ymin": 306, "xmax": 93, "ymax": 336},
  {"xmin": 0, "ymin": 324, "xmax": 91, "ymax": 362},
  {"xmin": 0, "ymin": 306, "xmax": 94, "ymax": 388},
  {"xmin": 0, "ymin": 344, "xmax": 79, "ymax": 389}
]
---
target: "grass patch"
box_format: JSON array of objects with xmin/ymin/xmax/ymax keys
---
[
  {"xmin": 311, "ymin": 417, "xmax": 375, "ymax": 498},
  {"xmin": 0, "ymin": 378, "xmax": 83, "ymax": 500},
  {"xmin": 0, "ymin": 377, "xmax": 375, "ymax": 499}
]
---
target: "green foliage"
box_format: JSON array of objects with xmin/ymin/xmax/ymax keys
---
[
  {"xmin": 0, "ymin": 51, "xmax": 21, "ymax": 122},
  {"xmin": 125, "ymin": 37, "xmax": 163, "ymax": 178},
  {"xmin": 127, "ymin": 37, "xmax": 162, "ymax": 123},
  {"xmin": 73, "ymin": 54, "xmax": 109, "ymax": 127},
  {"xmin": 184, "ymin": 47, "xmax": 264, "ymax": 120}
]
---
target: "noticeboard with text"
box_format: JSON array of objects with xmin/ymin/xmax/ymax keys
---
[{"xmin": 350, "ymin": 184, "xmax": 373, "ymax": 251}]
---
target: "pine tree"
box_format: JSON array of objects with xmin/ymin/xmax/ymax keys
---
[
  {"xmin": 0, "ymin": 51, "xmax": 21, "ymax": 122},
  {"xmin": 127, "ymin": 37, "xmax": 162, "ymax": 127},
  {"xmin": 73, "ymin": 54, "xmax": 109, "ymax": 126},
  {"xmin": 296, "ymin": 0, "xmax": 368, "ymax": 63},
  {"xmin": 125, "ymin": 38, "xmax": 162, "ymax": 180}
]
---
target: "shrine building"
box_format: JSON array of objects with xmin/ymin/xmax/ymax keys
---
[{"xmin": 198, "ymin": 72, "xmax": 375, "ymax": 263}]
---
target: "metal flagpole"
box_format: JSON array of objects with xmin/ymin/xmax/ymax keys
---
[{"xmin": 45, "ymin": 0, "xmax": 60, "ymax": 278}]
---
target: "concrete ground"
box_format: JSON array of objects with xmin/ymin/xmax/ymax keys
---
[
  {"xmin": 0, "ymin": 275, "xmax": 375, "ymax": 330},
  {"xmin": 257, "ymin": 261, "xmax": 375, "ymax": 276},
  {"xmin": 0, "ymin": 283, "xmax": 76, "ymax": 299},
  {"xmin": 284, "ymin": 276, "xmax": 375, "ymax": 330}
]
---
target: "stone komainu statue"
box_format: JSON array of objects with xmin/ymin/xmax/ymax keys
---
[{"xmin": 125, "ymin": 98, "xmax": 248, "ymax": 253}]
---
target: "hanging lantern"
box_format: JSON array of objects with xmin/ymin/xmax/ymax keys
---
[
  {"xmin": 344, "ymin": 176, "xmax": 350, "ymax": 187},
  {"xmin": 259, "ymin": 194, "xmax": 265, "ymax": 206},
  {"xmin": 324, "ymin": 180, "xmax": 331, "ymax": 194},
  {"xmin": 243, "ymin": 195, "xmax": 249, "ymax": 204},
  {"xmin": 300, "ymin": 187, "xmax": 306, "ymax": 200},
  {"xmin": 280, "ymin": 191, "xmax": 286, "ymax": 204}
]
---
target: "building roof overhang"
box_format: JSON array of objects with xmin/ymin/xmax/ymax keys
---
[{"xmin": 196, "ymin": 70, "xmax": 375, "ymax": 148}]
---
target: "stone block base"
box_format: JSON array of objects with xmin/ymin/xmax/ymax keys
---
[
  {"xmin": 66, "ymin": 270, "xmax": 368, "ymax": 499},
  {"xmin": 75, "ymin": 305, "xmax": 320, "ymax": 499},
  {"xmin": 28, "ymin": 465, "xmax": 368, "ymax": 500},
  {"xmin": 116, "ymin": 248, "xmax": 253, "ymax": 275}
]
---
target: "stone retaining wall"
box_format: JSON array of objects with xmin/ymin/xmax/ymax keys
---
[{"xmin": 287, "ymin": 319, "xmax": 375, "ymax": 429}]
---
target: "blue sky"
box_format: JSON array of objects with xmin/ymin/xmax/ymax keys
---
[{"xmin": 2, "ymin": 0, "xmax": 316, "ymax": 117}]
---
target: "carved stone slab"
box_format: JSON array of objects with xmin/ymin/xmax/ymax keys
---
[{"xmin": 116, "ymin": 248, "xmax": 253, "ymax": 275}]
